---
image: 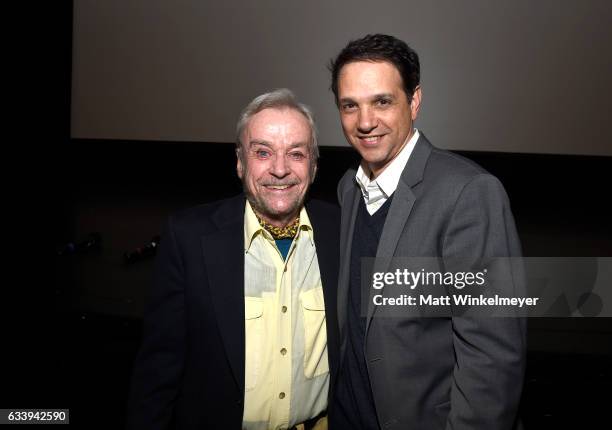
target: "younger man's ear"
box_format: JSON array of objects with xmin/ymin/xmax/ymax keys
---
[{"xmin": 410, "ymin": 86, "xmax": 422, "ymax": 120}]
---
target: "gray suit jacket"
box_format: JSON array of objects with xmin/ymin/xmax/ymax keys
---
[{"xmin": 335, "ymin": 134, "xmax": 526, "ymax": 430}]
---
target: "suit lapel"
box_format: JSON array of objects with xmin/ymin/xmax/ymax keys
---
[
  {"xmin": 338, "ymin": 180, "xmax": 361, "ymax": 360},
  {"xmin": 201, "ymin": 196, "xmax": 246, "ymax": 392},
  {"xmin": 363, "ymin": 181, "xmax": 416, "ymax": 330},
  {"xmin": 364, "ymin": 135, "xmax": 433, "ymax": 335}
]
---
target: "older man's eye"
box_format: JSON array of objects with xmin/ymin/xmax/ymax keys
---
[
  {"xmin": 288, "ymin": 151, "xmax": 307, "ymax": 161},
  {"xmin": 255, "ymin": 149, "xmax": 271, "ymax": 158}
]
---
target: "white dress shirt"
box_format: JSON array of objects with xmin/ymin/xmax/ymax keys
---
[{"xmin": 355, "ymin": 129, "xmax": 420, "ymax": 214}]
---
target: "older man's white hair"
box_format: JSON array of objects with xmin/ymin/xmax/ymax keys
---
[{"xmin": 235, "ymin": 88, "xmax": 319, "ymax": 168}]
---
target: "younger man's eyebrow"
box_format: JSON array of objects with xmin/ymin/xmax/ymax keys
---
[
  {"xmin": 339, "ymin": 93, "xmax": 394, "ymax": 104},
  {"xmin": 372, "ymin": 93, "xmax": 394, "ymax": 101},
  {"xmin": 338, "ymin": 97, "xmax": 356, "ymax": 104}
]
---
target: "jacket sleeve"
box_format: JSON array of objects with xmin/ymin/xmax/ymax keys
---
[
  {"xmin": 126, "ymin": 216, "xmax": 186, "ymax": 430},
  {"xmin": 442, "ymin": 174, "xmax": 527, "ymax": 430}
]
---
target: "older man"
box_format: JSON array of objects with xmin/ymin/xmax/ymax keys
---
[
  {"xmin": 128, "ymin": 89, "xmax": 339, "ymax": 430},
  {"xmin": 329, "ymin": 34, "xmax": 526, "ymax": 429}
]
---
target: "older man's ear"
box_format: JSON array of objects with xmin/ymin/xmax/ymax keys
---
[
  {"xmin": 236, "ymin": 149, "xmax": 244, "ymax": 179},
  {"xmin": 310, "ymin": 163, "xmax": 318, "ymax": 184}
]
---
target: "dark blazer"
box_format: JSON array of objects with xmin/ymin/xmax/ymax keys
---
[
  {"xmin": 127, "ymin": 195, "xmax": 340, "ymax": 430},
  {"xmin": 334, "ymin": 134, "xmax": 526, "ymax": 430}
]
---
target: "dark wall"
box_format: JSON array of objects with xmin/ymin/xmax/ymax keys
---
[{"xmin": 60, "ymin": 141, "xmax": 612, "ymax": 356}]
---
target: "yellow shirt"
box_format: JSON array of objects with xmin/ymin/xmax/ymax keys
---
[{"xmin": 242, "ymin": 201, "xmax": 329, "ymax": 430}]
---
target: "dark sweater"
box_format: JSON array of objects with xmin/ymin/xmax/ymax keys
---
[{"xmin": 332, "ymin": 195, "xmax": 393, "ymax": 430}]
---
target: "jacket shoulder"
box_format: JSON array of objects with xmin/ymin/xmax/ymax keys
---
[
  {"xmin": 306, "ymin": 198, "xmax": 340, "ymax": 216},
  {"xmin": 168, "ymin": 194, "xmax": 245, "ymax": 237},
  {"xmin": 410, "ymin": 137, "xmax": 508, "ymax": 206},
  {"xmin": 306, "ymin": 198, "xmax": 340, "ymax": 229},
  {"xmin": 427, "ymin": 146, "xmax": 491, "ymax": 182}
]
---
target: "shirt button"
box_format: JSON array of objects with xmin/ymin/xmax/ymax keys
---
[
  {"xmin": 280, "ymin": 348, "xmax": 287, "ymax": 355},
  {"xmin": 283, "ymin": 266, "xmax": 287, "ymax": 272},
  {"xmin": 281, "ymin": 306, "xmax": 287, "ymax": 313},
  {"xmin": 279, "ymin": 392, "xmax": 286, "ymax": 399}
]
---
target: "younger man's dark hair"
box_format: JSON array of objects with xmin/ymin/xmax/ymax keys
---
[{"xmin": 329, "ymin": 34, "xmax": 420, "ymax": 104}]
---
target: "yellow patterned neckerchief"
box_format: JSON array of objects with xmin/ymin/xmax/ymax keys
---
[{"xmin": 256, "ymin": 214, "xmax": 300, "ymax": 240}]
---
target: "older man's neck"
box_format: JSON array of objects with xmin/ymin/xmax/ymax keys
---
[{"xmin": 257, "ymin": 211, "xmax": 300, "ymax": 229}]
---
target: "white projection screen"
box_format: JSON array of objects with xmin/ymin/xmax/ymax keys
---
[{"xmin": 72, "ymin": 0, "xmax": 612, "ymax": 155}]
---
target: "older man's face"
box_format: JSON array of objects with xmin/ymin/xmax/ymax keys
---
[{"xmin": 237, "ymin": 108, "xmax": 315, "ymax": 227}]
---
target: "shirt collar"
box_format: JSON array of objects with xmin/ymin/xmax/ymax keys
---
[
  {"xmin": 244, "ymin": 201, "xmax": 313, "ymax": 252},
  {"xmin": 355, "ymin": 129, "xmax": 420, "ymax": 198}
]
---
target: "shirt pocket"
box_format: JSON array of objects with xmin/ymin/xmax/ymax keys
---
[
  {"xmin": 300, "ymin": 287, "xmax": 329, "ymax": 379},
  {"xmin": 244, "ymin": 297, "xmax": 264, "ymax": 391}
]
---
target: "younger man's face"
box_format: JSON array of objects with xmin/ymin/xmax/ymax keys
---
[{"xmin": 337, "ymin": 60, "xmax": 421, "ymax": 178}]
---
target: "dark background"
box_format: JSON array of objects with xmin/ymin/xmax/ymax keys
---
[{"xmin": 8, "ymin": 2, "xmax": 611, "ymax": 429}]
